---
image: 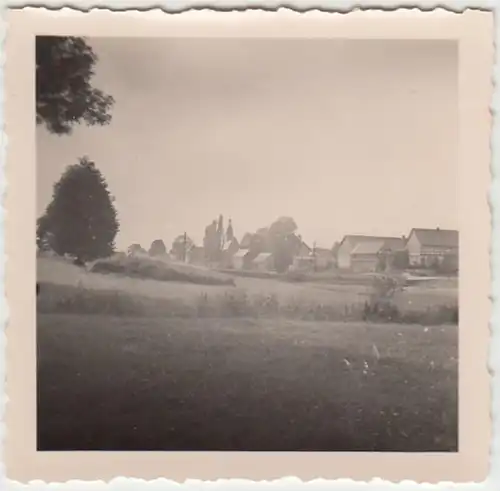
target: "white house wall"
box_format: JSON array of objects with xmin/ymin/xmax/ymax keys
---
[
  {"xmin": 337, "ymin": 239, "xmax": 353, "ymax": 269},
  {"xmin": 405, "ymin": 232, "xmax": 422, "ymax": 266}
]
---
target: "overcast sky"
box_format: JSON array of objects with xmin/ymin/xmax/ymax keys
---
[{"xmin": 36, "ymin": 38, "xmax": 458, "ymax": 251}]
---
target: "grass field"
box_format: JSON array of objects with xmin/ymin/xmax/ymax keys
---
[
  {"xmin": 37, "ymin": 256, "xmax": 459, "ymax": 451},
  {"xmin": 37, "ymin": 314, "xmax": 457, "ymax": 451},
  {"xmin": 38, "ymin": 256, "xmax": 457, "ymax": 313}
]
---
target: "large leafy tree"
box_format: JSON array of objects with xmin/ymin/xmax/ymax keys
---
[
  {"xmin": 149, "ymin": 239, "xmax": 167, "ymax": 257},
  {"xmin": 268, "ymin": 217, "xmax": 300, "ymax": 273},
  {"xmin": 128, "ymin": 244, "xmax": 147, "ymax": 256},
  {"xmin": 36, "ymin": 36, "xmax": 114, "ymax": 135},
  {"xmin": 245, "ymin": 217, "xmax": 301, "ymax": 273},
  {"xmin": 37, "ymin": 157, "xmax": 119, "ymax": 263}
]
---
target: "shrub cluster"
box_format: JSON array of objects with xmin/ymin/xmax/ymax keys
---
[{"xmin": 90, "ymin": 255, "xmax": 235, "ymax": 286}]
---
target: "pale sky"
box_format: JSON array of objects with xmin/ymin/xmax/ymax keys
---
[{"xmin": 36, "ymin": 38, "xmax": 458, "ymax": 251}]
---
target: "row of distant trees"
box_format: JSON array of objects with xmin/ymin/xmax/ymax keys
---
[
  {"xmin": 124, "ymin": 215, "xmax": 306, "ymax": 273},
  {"xmin": 181, "ymin": 215, "xmax": 308, "ymax": 273}
]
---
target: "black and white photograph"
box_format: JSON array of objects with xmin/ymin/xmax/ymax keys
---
[
  {"xmin": 1, "ymin": 5, "xmax": 494, "ymax": 484},
  {"xmin": 34, "ymin": 33, "xmax": 461, "ymax": 453}
]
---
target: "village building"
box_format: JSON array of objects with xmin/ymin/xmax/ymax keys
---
[
  {"xmin": 231, "ymin": 249, "xmax": 252, "ymax": 270},
  {"xmin": 290, "ymin": 255, "xmax": 315, "ymax": 272},
  {"xmin": 337, "ymin": 235, "xmax": 405, "ymax": 270},
  {"xmin": 313, "ymin": 247, "xmax": 335, "ymax": 270},
  {"xmin": 350, "ymin": 240, "xmax": 388, "ymax": 273},
  {"xmin": 291, "ymin": 245, "xmax": 335, "ymax": 272},
  {"xmin": 249, "ymin": 252, "xmax": 275, "ymax": 272},
  {"xmin": 405, "ymin": 228, "xmax": 459, "ymax": 269},
  {"xmin": 290, "ymin": 240, "xmax": 313, "ymax": 272}
]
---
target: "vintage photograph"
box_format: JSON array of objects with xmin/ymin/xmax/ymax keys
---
[{"xmin": 35, "ymin": 34, "xmax": 460, "ymax": 453}]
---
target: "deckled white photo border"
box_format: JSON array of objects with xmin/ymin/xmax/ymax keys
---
[{"xmin": 0, "ymin": 2, "xmax": 497, "ymax": 489}]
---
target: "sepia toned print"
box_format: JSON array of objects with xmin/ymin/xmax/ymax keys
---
[
  {"xmin": 5, "ymin": 8, "xmax": 492, "ymax": 483},
  {"xmin": 35, "ymin": 35, "xmax": 459, "ymax": 453}
]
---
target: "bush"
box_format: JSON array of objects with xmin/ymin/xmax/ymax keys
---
[
  {"xmin": 363, "ymin": 300, "xmax": 401, "ymax": 322},
  {"xmin": 362, "ymin": 300, "xmax": 458, "ymax": 325},
  {"xmin": 90, "ymin": 255, "xmax": 235, "ymax": 286}
]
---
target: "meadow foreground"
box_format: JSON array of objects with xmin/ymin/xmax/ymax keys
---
[{"xmin": 37, "ymin": 313, "xmax": 458, "ymax": 452}]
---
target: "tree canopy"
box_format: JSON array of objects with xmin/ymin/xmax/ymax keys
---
[
  {"xmin": 36, "ymin": 36, "xmax": 114, "ymax": 135},
  {"xmin": 242, "ymin": 217, "xmax": 301, "ymax": 273},
  {"xmin": 128, "ymin": 244, "xmax": 146, "ymax": 256},
  {"xmin": 149, "ymin": 239, "xmax": 167, "ymax": 257},
  {"xmin": 37, "ymin": 156, "xmax": 119, "ymax": 262}
]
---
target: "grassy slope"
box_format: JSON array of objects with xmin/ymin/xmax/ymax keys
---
[
  {"xmin": 37, "ymin": 257, "xmax": 457, "ymax": 311},
  {"xmin": 37, "ymin": 314, "xmax": 457, "ymax": 452}
]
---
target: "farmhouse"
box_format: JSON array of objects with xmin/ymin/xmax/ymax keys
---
[
  {"xmin": 290, "ymin": 255, "xmax": 315, "ymax": 272},
  {"xmin": 350, "ymin": 240, "xmax": 387, "ymax": 273},
  {"xmin": 405, "ymin": 228, "xmax": 459, "ymax": 269},
  {"xmin": 289, "ymin": 240, "xmax": 314, "ymax": 271},
  {"xmin": 313, "ymin": 247, "xmax": 335, "ymax": 270},
  {"xmin": 231, "ymin": 249, "xmax": 252, "ymax": 270},
  {"xmin": 337, "ymin": 235, "xmax": 405, "ymax": 270},
  {"xmin": 249, "ymin": 252, "xmax": 275, "ymax": 272}
]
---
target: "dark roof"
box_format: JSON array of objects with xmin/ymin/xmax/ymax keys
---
[{"xmin": 410, "ymin": 228, "xmax": 459, "ymax": 248}]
